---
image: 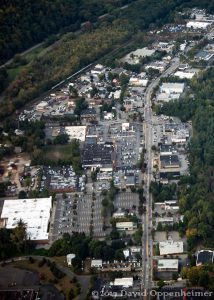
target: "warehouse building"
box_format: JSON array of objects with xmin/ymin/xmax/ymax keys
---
[
  {"xmin": 160, "ymin": 83, "xmax": 185, "ymax": 94},
  {"xmin": 157, "ymin": 259, "xmax": 179, "ymax": 272},
  {"xmin": 82, "ymin": 143, "xmax": 114, "ymax": 169},
  {"xmin": 0, "ymin": 197, "xmax": 52, "ymax": 243},
  {"xmin": 159, "ymin": 240, "xmax": 184, "ymax": 256}
]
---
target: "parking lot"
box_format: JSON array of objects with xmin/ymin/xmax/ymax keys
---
[
  {"xmin": 51, "ymin": 192, "xmax": 107, "ymax": 241},
  {"xmin": 114, "ymin": 192, "xmax": 139, "ymax": 215},
  {"xmin": 40, "ymin": 166, "xmax": 86, "ymax": 192}
]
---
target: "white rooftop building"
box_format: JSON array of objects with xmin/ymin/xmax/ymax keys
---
[
  {"xmin": 64, "ymin": 126, "xmax": 86, "ymax": 142},
  {"xmin": 113, "ymin": 277, "xmax": 134, "ymax": 288},
  {"xmin": 159, "ymin": 240, "xmax": 184, "ymax": 256},
  {"xmin": 36, "ymin": 101, "xmax": 48, "ymax": 111},
  {"xmin": 116, "ymin": 222, "xmax": 137, "ymax": 231},
  {"xmin": 129, "ymin": 77, "xmax": 149, "ymax": 87},
  {"xmin": 186, "ymin": 21, "xmax": 211, "ymax": 30},
  {"xmin": 174, "ymin": 70, "xmax": 196, "ymax": 79},
  {"xmin": 1, "ymin": 197, "xmax": 52, "ymax": 243},
  {"xmin": 157, "ymin": 259, "xmax": 179, "ymax": 271},
  {"xmin": 91, "ymin": 259, "xmax": 103, "ymax": 268},
  {"xmin": 67, "ymin": 254, "xmax": 76, "ymax": 266},
  {"xmin": 160, "ymin": 83, "xmax": 185, "ymax": 94}
]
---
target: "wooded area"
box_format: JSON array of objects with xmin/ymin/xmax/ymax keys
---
[{"xmin": 0, "ymin": 0, "xmax": 134, "ymax": 64}]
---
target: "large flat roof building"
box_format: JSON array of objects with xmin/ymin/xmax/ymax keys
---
[
  {"xmin": 0, "ymin": 197, "xmax": 52, "ymax": 243},
  {"xmin": 113, "ymin": 277, "xmax": 134, "ymax": 288},
  {"xmin": 159, "ymin": 240, "xmax": 184, "ymax": 256},
  {"xmin": 64, "ymin": 126, "xmax": 86, "ymax": 142},
  {"xmin": 157, "ymin": 259, "xmax": 179, "ymax": 272},
  {"xmin": 160, "ymin": 83, "xmax": 185, "ymax": 94},
  {"xmin": 82, "ymin": 143, "xmax": 114, "ymax": 169}
]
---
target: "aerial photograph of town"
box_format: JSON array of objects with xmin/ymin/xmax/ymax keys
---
[{"xmin": 0, "ymin": 0, "xmax": 214, "ymax": 299}]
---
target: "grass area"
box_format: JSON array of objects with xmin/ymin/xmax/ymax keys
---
[
  {"xmin": 12, "ymin": 258, "xmax": 78, "ymax": 300},
  {"xmin": 5, "ymin": 44, "xmax": 46, "ymax": 84},
  {"xmin": 24, "ymin": 44, "xmax": 45, "ymax": 62},
  {"xmin": 43, "ymin": 144, "xmax": 73, "ymax": 161},
  {"xmin": 7, "ymin": 65, "xmax": 25, "ymax": 82}
]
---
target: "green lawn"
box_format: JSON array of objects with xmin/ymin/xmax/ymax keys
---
[
  {"xmin": 43, "ymin": 144, "xmax": 73, "ymax": 161},
  {"xmin": 6, "ymin": 44, "xmax": 46, "ymax": 83}
]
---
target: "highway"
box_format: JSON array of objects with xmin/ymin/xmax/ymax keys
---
[{"xmin": 141, "ymin": 58, "xmax": 180, "ymax": 298}]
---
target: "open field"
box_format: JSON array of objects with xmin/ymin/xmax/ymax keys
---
[{"xmin": 42, "ymin": 144, "xmax": 73, "ymax": 162}]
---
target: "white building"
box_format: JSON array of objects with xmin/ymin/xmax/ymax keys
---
[
  {"xmin": 116, "ymin": 222, "xmax": 137, "ymax": 231},
  {"xmin": 112, "ymin": 211, "xmax": 126, "ymax": 218},
  {"xmin": 67, "ymin": 254, "xmax": 76, "ymax": 266},
  {"xmin": 171, "ymin": 129, "xmax": 189, "ymax": 143},
  {"xmin": 0, "ymin": 197, "xmax": 52, "ymax": 243},
  {"xmin": 104, "ymin": 112, "xmax": 114, "ymax": 120},
  {"xmin": 129, "ymin": 77, "xmax": 149, "ymax": 87},
  {"xmin": 64, "ymin": 126, "xmax": 86, "ymax": 142},
  {"xmin": 113, "ymin": 277, "xmax": 134, "ymax": 288},
  {"xmin": 174, "ymin": 70, "xmax": 196, "ymax": 79},
  {"xmin": 145, "ymin": 61, "xmax": 166, "ymax": 73},
  {"xmin": 159, "ymin": 240, "xmax": 184, "ymax": 256},
  {"xmin": 36, "ymin": 101, "xmax": 48, "ymax": 111},
  {"xmin": 91, "ymin": 259, "xmax": 103, "ymax": 268},
  {"xmin": 160, "ymin": 83, "xmax": 185, "ymax": 94},
  {"xmin": 157, "ymin": 259, "xmax": 179, "ymax": 271},
  {"xmin": 186, "ymin": 21, "xmax": 211, "ymax": 30},
  {"xmin": 91, "ymin": 64, "xmax": 106, "ymax": 75}
]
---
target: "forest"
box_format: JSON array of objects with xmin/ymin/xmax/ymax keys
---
[
  {"xmin": 157, "ymin": 67, "xmax": 214, "ymax": 249},
  {"xmin": 0, "ymin": 0, "xmax": 135, "ymax": 64}
]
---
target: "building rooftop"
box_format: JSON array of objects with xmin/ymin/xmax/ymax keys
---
[
  {"xmin": 82, "ymin": 143, "xmax": 113, "ymax": 167},
  {"xmin": 113, "ymin": 277, "xmax": 133, "ymax": 287},
  {"xmin": 196, "ymin": 250, "xmax": 214, "ymax": 266},
  {"xmin": 159, "ymin": 240, "xmax": 184, "ymax": 255},
  {"xmin": 0, "ymin": 197, "xmax": 52, "ymax": 241},
  {"xmin": 64, "ymin": 126, "xmax": 86, "ymax": 142},
  {"xmin": 158, "ymin": 259, "xmax": 179, "ymax": 270}
]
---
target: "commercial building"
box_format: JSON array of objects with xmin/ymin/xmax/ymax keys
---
[
  {"xmin": 0, "ymin": 197, "xmax": 52, "ymax": 243},
  {"xmin": 160, "ymin": 83, "xmax": 185, "ymax": 94},
  {"xmin": 160, "ymin": 144, "xmax": 177, "ymax": 156},
  {"xmin": 157, "ymin": 259, "xmax": 179, "ymax": 272},
  {"xmin": 196, "ymin": 250, "xmax": 214, "ymax": 266},
  {"xmin": 160, "ymin": 155, "xmax": 180, "ymax": 169},
  {"xmin": 116, "ymin": 222, "xmax": 137, "ymax": 231},
  {"xmin": 186, "ymin": 21, "xmax": 211, "ymax": 30},
  {"xmin": 194, "ymin": 50, "xmax": 214, "ymax": 62},
  {"xmin": 91, "ymin": 259, "xmax": 103, "ymax": 268},
  {"xmin": 159, "ymin": 240, "xmax": 184, "ymax": 256},
  {"xmin": 36, "ymin": 101, "xmax": 48, "ymax": 111},
  {"xmin": 64, "ymin": 126, "xmax": 86, "ymax": 142},
  {"xmin": 129, "ymin": 77, "xmax": 149, "ymax": 87},
  {"xmin": 112, "ymin": 277, "xmax": 134, "ymax": 288},
  {"xmin": 174, "ymin": 70, "xmax": 196, "ymax": 79},
  {"xmin": 80, "ymin": 108, "xmax": 97, "ymax": 122},
  {"xmin": 82, "ymin": 143, "xmax": 114, "ymax": 169},
  {"xmin": 145, "ymin": 61, "xmax": 166, "ymax": 73}
]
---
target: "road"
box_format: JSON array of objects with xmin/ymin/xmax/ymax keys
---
[{"xmin": 141, "ymin": 58, "xmax": 180, "ymax": 298}]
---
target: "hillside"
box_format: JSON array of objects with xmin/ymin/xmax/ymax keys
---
[{"xmin": 0, "ymin": 0, "xmax": 134, "ymax": 65}]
